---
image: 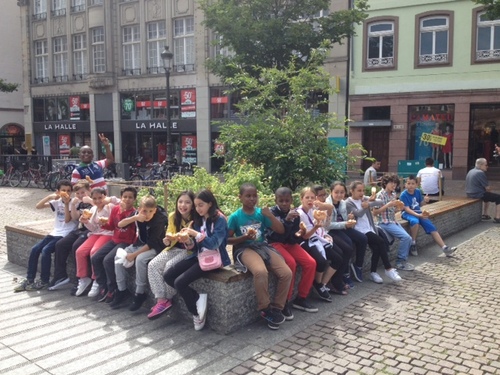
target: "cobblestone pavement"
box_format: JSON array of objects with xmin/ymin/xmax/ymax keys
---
[
  {"xmin": 225, "ymin": 228, "xmax": 500, "ymax": 375},
  {"xmin": 1, "ymin": 186, "xmax": 500, "ymax": 374}
]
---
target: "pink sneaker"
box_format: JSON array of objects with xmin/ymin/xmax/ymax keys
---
[{"xmin": 147, "ymin": 300, "xmax": 172, "ymax": 320}]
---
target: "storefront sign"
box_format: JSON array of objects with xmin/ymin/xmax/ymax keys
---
[
  {"xmin": 34, "ymin": 122, "xmax": 90, "ymax": 132},
  {"xmin": 134, "ymin": 122, "xmax": 178, "ymax": 130},
  {"xmin": 181, "ymin": 89, "xmax": 196, "ymax": 105},
  {"xmin": 70, "ymin": 96, "xmax": 81, "ymax": 120},
  {"xmin": 121, "ymin": 119, "xmax": 196, "ymax": 132},
  {"xmin": 211, "ymin": 96, "xmax": 228, "ymax": 104},
  {"xmin": 44, "ymin": 123, "xmax": 78, "ymax": 130},
  {"xmin": 182, "ymin": 135, "xmax": 197, "ymax": 164},
  {"xmin": 421, "ymin": 132, "xmax": 447, "ymax": 146},
  {"xmin": 123, "ymin": 98, "xmax": 134, "ymax": 112},
  {"xmin": 42, "ymin": 136, "xmax": 51, "ymax": 156},
  {"xmin": 59, "ymin": 134, "xmax": 70, "ymax": 155}
]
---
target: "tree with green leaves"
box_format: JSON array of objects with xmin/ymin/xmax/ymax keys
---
[
  {"xmin": 474, "ymin": 0, "xmax": 500, "ymax": 19},
  {"xmin": 0, "ymin": 78, "xmax": 19, "ymax": 93},
  {"xmin": 201, "ymin": 0, "xmax": 368, "ymax": 79},
  {"xmin": 216, "ymin": 48, "xmax": 364, "ymax": 191}
]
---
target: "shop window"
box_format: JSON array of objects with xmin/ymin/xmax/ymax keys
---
[
  {"xmin": 408, "ymin": 104, "xmax": 454, "ymax": 164},
  {"xmin": 363, "ymin": 17, "xmax": 398, "ymax": 70},
  {"xmin": 152, "ymin": 92, "xmax": 167, "ymax": 119},
  {"xmin": 135, "ymin": 94, "xmax": 151, "ymax": 120},
  {"xmin": 474, "ymin": 10, "xmax": 500, "ymax": 62},
  {"xmin": 56, "ymin": 98, "xmax": 69, "ymax": 120},
  {"xmin": 33, "ymin": 99, "xmax": 45, "ymax": 122},
  {"xmin": 416, "ymin": 12, "xmax": 453, "ymax": 67},
  {"xmin": 80, "ymin": 96, "xmax": 90, "ymax": 121},
  {"xmin": 363, "ymin": 106, "xmax": 391, "ymax": 120},
  {"xmin": 470, "ymin": 104, "xmax": 500, "ymax": 167}
]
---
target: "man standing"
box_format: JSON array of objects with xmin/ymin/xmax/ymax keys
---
[
  {"xmin": 71, "ymin": 134, "xmax": 114, "ymax": 190},
  {"xmin": 465, "ymin": 158, "xmax": 500, "ymax": 222},
  {"xmin": 417, "ymin": 158, "xmax": 442, "ymax": 202},
  {"xmin": 363, "ymin": 159, "xmax": 381, "ymax": 186}
]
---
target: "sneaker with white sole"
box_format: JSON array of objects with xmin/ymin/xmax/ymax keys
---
[
  {"xmin": 395, "ymin": 261, "xmax": 415, "ymax": 271},
  {"xmin": 14, "ymin": 279, "xmax": 34, "ymax": 293},
  {"xmin": 87, "ymin": 280, "xmax": 100, "ymax": 297},
  {"xmin": 370, "ymin": 272, "xmax": 383, "ymax": 284},
  {"xmin": 196, "ymin": 293, "xmax": 208, "ymax": 324},
  {"xmin": 443, "ymin": 246, "xmax": 457, "ymax": 257},
  {"xmin": 385, "ymin": 268, "xmax": 402, "ymax": 282},
  {"xmin": 410, "ymin": 244, "xmax": 418, "ymax": 256},
  {"xmin": 292, "ymin": 297, "xmax": 318, "ymax": 313},
  {"xmin": 282, "ymin": 302, "xmax": 294, "ymax": 321},
  {"xmin": 75, "ymin": 277, "xmax": 92, "ymax": 296},
  {"xmin": 26, "ymin": 280, "xmax": 49, "ymax": 291},
  {"xmin": 48, "ymin": 277, "xmax": 70, "ymax": 291},
  {"xmin": 193, "ymin": 314, "xmax": 206, "ymax": 331}
]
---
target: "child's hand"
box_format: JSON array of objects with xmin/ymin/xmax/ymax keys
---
[
  {"xmin": 135, "ymin": 212, "xmax": 147, "ymax": 222},
  {"xmin": 324, "ymin": 234, "xmax": 333, "ymax": 243},
  {"xmin": 126, "ymin": 252, "xmax": 136, "ymax": 262},
  {"xmin": 422, "ymin": 210, "xmax": 430, "ymax": 218},
  {"xmin": 246, "ymin": 227, "xmax": 257, "ymax": 240},
  {"xmin": 423, "ymin": 194, "xmax": 430, "ymax": 204},
  {"xmin": 162, "ymin": 236, "xmax": 171, "ymax": 246},
  {"xmin": 347, "ymin": 212, "xmax": 355, "ymax": 220},
  {"xmin": 285, "ymin": 209, "xmax": 299, "ymax": 221},
  {"xmin": 346, "ymin": 219, "xmax": 356, "ymax": 228},
  {"xmin": 98, "ymin": 217, "xmax": 109, "ymax": 225},
  {"xmin": 368, "ymin": 192, "xmax": 376, "ymax": 201},
  {"xmin": 261, "ymin": 206, "xmax": 272, "ymax": 218},
  {"xmin": 361, "ymin": 201, "xmax": 370, "ymax": 209}
]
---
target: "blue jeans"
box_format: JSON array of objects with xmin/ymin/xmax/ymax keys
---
[
  {"xmin": 27, "ymin": 235, "xmax": 62, "ymax": 283},
  {"xmin": 379, "ymin": 222, "xmax": 412, "ymax": 262}
]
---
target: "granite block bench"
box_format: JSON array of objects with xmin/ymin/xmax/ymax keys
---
[{"xmin": 5, "ymin": 197, "xmax": 481, "ymax": 334}]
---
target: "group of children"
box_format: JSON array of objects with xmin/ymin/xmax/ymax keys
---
[{"xmin": 14, "ymin": 175, "xmax": 457, "ymax": 331}]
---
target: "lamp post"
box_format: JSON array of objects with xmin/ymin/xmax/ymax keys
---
[{"xmin": 161, "ymin": 46, "xmax": 174, "ymax": 165}]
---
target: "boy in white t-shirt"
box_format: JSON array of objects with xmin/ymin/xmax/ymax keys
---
[
  {"xmin": 416, "ymin": 158, "xmax": 442, "ymax": 202},
  {"xmin": 14, "ymin": 180, "xmax": 77, "ymax": 292}
]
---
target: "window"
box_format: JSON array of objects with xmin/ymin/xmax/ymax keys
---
[
  {"xmin": 53, "ymin": 37, "xmax": 68, "ymax": 81},
  {"xmin": 73, "ymin": 34, "xmax": 87, "ymax": 79},
  {"xmin": 88, "ymin": 0, "xmax": 103, "ymax": 4},
  {"xmin": 174, "ymin": 17, "xmax": 195, "ymax": 72},
  {"xmin": 34, "ymin": 40, "xmax": 48, "ymax": 83},
  {"xmin": 147, "ymin": 21, "xmax": 166, "ymax": 74},
  {"xmin": 52, "ymin": 0, "xmax": 66, "ymax": 17},
  {"xmin": 91, "ymin": 27, "xmax": 105, "ymax": 73},
  {"xmin": 33, "ymin": 0, "xmax": 47, "ymax": 20},
  {"xmin": 123, "ymin": 25, "xmax": 141, "ymax": 75},
  {"xmin": 71, "ymin": 0, "xmax": 85, "ymax": 12},
  {"xmin": 367, "ymin": 23, "xmax": 394, "ymax": 68},
  {"xmin": 475, "ymin": 11, "xmax": 500, "ymax": 61},
  {"xmin": 417, "ymin": 13, "xmax": 453, "ymax": 66},
  {"xmin": 212, "ymin": 33, "xmax": 234, "ymax": 58}
]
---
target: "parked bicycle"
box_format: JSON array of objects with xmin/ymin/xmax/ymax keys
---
[
  {"xmin": 44, "ymin": 162, "xmax": 76, "ymax": 191},
  {"xmin": 19, "ymin": 163, "xmax": 47, "ymax": 189},
  {"xmin": 1, "ymin": 159, "xmax": 22, "ymax": 187}
]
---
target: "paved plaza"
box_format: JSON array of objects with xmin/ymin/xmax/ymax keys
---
[{"xmin": 1, "ymin": 186, "xmax": 499, "ymax": 374}]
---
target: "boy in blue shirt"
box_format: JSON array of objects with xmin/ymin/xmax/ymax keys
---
[{"xmin": 400, "ymin": 175, "xmax": 456, "ymax": 257}]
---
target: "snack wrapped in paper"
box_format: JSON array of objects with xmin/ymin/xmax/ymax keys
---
[
  {"xmin": 371, "ymin": 187, "xmax": 377, "ymax": 194},
  {"xmin": 81, "ymin": 209, "xmax": 92, "ymax": 219}
]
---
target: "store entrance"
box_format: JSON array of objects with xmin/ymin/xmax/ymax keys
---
[
  {"xmin": 361, "ymin": 127, "xmax": 390, "ymax": 173},
  {"xmin": 470, "ymin": 104, "xmax": 500, "ymax": 180}
]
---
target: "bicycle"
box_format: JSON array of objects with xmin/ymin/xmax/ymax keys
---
[
  {"xmin": 20, "ymin": 163, "xmax": 47, "ymax": 189},
  {"xmin": 1, "ymin": 160, "xmax": 22, "ymax": 187},
  {"xmin": 44, "ymin": 162, "xmax": 75, "ymax": 191}
]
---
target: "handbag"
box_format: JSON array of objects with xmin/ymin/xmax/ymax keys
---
[{"xmin": 198, "ymin": 247, "xmax": 222, "ymax": 271}]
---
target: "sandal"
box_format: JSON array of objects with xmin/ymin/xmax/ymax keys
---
[{"xmin": 482, "ymin": 215, "xmax": 492, "ymax": 220}]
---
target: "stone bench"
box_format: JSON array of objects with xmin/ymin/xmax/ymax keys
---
[{"xmin": 5, "ymin": 196, "xmax": 482, "ymax": 334}]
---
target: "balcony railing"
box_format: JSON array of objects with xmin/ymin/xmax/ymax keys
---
[
  {"xmin": 51, "ymin": 8, "xmax": 67, "ymax": 17},
  {"xmin": 53, "ymin": 75, "xmax": 69, "ymax": 82},
  {"xmin": 73, "ymin": 73, "xmax": 88, "ymax": 81},
  {"xmin": 33, "ymin": 77, "xmax": 49, "ymax": 84},
  {"xmin": 419, "ymin": 53, "xmax": 448, "ymax": 64},
  {"xmin": 367, "ymin": 57, "xmax": 394, "ymax": 68},
  {"xmin": 32, "ymin": 12, "xmax": 47, "ymax": 21},
  {"xmin": 476, "ymin": 49, "xmax": 500, "ymax": 61},
  {"xmin": 71, "ymin": 5, "xmax": 85, "ymax": 12},
  {"xmin": 147, "ymin": 66, "xmax": 164, "ymax": 74},
  {"xmin": 174, "ymin": 64, "xmax": 195, "ymax": 73},
  {"xmin": 122, "ymin": 68, "xmax": 141, "ymax": 76}
]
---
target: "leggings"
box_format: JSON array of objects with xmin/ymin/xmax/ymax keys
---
[
  {"xmin": 301, "ymin": 240, "xmax": 345, "ymax": 290},
  {"xmin": 148, "ymin": 248, "xmax": 189, "ymax": 300},
  {"xmin": 328, "ymin": 228, "xmax": 368, "ymax": 269},
  {"xmin": 163, "ymin": 257, "xmax": 205, "ymax": 316},
  {"xmin": 53, "ymin": 230, "xmax": 88, "ymax": 281}
]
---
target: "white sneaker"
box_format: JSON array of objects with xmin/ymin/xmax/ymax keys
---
[
  {"xmin": 88, "ymin": 280, "xmax": 100, "ymax": 297},
  {"xmin": 443, "ymin": 246, "xmax": 457, "ymax": 257},
  {"xmin": 48, "ymin": 277, "xmax": 70, "ymax": 291},
  {"xmin": 385, "ymin": 268, "xmax": 402, "ymax": 282},
  {"xmin": 370, "ymin": 272, "xmax": 383, "ymax": 284},
  {"xmin": 75, "ymin": 277, "xmax": 92, "ymax": 296},
  {"xmin": 193, "ymin": 314, "xmax": 205, "ymax": 331},
  {"xmin": 196, "ymin": 293, "xmax": 208, "ymax": 323}
]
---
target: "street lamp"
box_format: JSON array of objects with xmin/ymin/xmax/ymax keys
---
[{"xmin": 161, "ymin": 46, "xmax": 174, "ymax": 165}]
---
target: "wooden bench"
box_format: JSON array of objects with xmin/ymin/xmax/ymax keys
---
[{"xmin": 5, "ymin": 197, "xmax": 482, "ymax": 333}]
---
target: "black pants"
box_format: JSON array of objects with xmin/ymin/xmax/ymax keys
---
[
  {"xmin": 331, "ymin": 234, "xmax": 355, "ymax": 276},
  {"xmin": 328, "ymin": 228, "xmax": 368, "ymax": 270},
  {"xmin": 53, "ymin": 230, "xmax": 88, "ymax": 281},
  {"xmin": 366, "ymin": 231, "xmax": 392, "ymax": 273},
  {"xmin": 164, "ymin": 257, "xmax": 205, "ymax": 316},
  {"xmin": 91, "ymin": 241, "xmax": 128, "ymax": 291},
  {"xmin": 301, "ymin": 239, "xmax": 345, "ymax": 290}
]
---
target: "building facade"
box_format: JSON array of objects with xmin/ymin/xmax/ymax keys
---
[
  {"xmin": 17, "ymin": 0, "xmax": 349, "ymax": 172},
  {"xmin": 349, "ymin": 0, "xmax": 500, "ymax": 180},
  {"xmin": 0, "ymin": 1, "xmax": 24, "ymax": 155}
]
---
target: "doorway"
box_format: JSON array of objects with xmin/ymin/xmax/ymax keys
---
[{"xmin": 361, "ymin": 127, "xmax": 390, "ymax": 173}]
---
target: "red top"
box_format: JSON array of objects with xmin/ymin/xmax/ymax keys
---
[
  {"xmin": 101, "ymin": 204, "xmax": 137, "ymax": 244},
  {"xmin": 442, "ymin": 133, "xmax": 453, "ymax": 153}
]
